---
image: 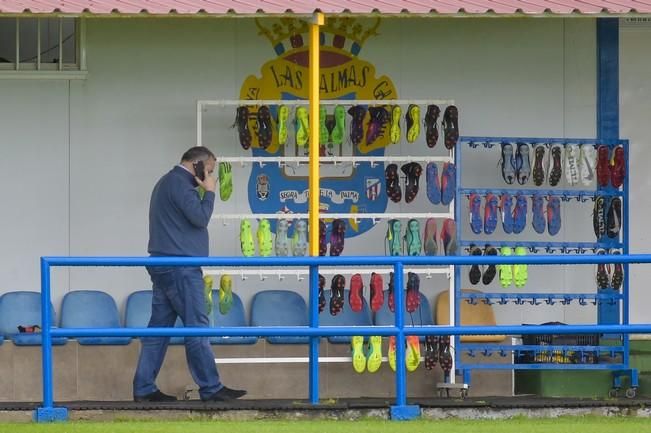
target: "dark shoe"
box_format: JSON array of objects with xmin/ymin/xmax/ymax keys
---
[
  {"xmin": 442, "ymin": 105, "xmax": 459, "ymax": 150},
  {"xmin": 134, "ymin": 390, "xmax": 177, "ymax": 402},
  {"xmin": 482, "ymin": 245, "xmax": 498, "ymax": 285},
  {"xmin": 424, "ymin": 104, "xmax": 441, "ymax": 148},
  {"xmin": 318, "ymin": 274, "xmax": 326, "ymax": 313},
  {"xmin": 256, "ymin": 105, "xmax": 273, "ymax": 149},
  {"xmin": 593, "ymin": 195, "xmax": 606, "ymax": 240},
  {"xmin": 469, "ymin": 245, "xmax": 482, "ymax": 285},
  {"xmin": 607, "ymin": 197, "xmax": 622, "ymax": 239},
  {"xmin": 234, "ymin": 106, "xmax": 252, "ymax": 150},
  {"xmin": 348, "ymin": 105, "xmax": 367, "ymax": 147},
  {"xmin": 202, "ymin": 386, "xmax": 247, "ymax": 402},
  {"xmin": 330, "ymin": 274, "xmax": 345, "ymax": 316},
  {"xmin": 401, "ymin": 162, "xmax": 423, "ymax": 204},
  {"xmin": 385, "ymin": 163, "xmax": 402, "ymax": 203}
]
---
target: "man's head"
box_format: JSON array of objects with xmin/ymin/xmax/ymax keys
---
[{"xmin": 181, "ymin": 146, "xmax": 216, "ymax": 178}]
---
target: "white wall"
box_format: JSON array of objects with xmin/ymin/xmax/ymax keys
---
[{"xmin": 3, "ymin": 17, "xmax": 646, "ymax": 326}]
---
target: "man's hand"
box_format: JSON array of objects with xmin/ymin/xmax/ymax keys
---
[{"xmin": 196, "ymin": 169, "xmax": 217, "ymax": 193}]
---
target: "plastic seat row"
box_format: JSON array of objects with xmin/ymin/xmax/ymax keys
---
[{"xmin": 0, "ymin": 289, "xmax": 434, "ymax": 346}]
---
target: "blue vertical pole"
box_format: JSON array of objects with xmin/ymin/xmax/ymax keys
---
[
  {"xmin": 622, "ymin": 140, "xmax": 630, "ymax": 368},
  {"xmin": 453, "ymin": 141, "xmax": 463, "ymax": 383},
  {"xmin": 308, "ymin": 265, "xmax": 320, "ymax": 404},
  {"xmin": 41, "ymin": 258, "xmax": 54, "ymax": 409},
  {"xmin": 393, "ymin": 263, "xmax": 406, "ymax": 406}
]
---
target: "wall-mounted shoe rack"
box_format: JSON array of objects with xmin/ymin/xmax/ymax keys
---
[
  {"xmin": 454, "ymin": 136, "xmax": 638, "ymax": 397},
  {"xmin": 197, "ymin": 98, "xmax": 460, "ymax": 383}
]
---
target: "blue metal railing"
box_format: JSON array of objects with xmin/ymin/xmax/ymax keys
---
[{"xmin": 37, "ymin": 254, "xmax": 651, "ymax": 422}]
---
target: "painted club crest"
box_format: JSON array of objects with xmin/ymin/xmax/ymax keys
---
[{"xmin": 256, "ymin": 174, "xmax": 270, "ymax": 200}]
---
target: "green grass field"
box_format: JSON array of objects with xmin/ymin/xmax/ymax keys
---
[{"xmin": 2, "ymin": 417, "xmax": 651, "ymax": 433}]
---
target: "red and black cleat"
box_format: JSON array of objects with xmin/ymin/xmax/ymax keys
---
[
  {"xmin": 329, "ymin": 219, "xmax": 346, "ymax": 256},
  {"xmin": 401, "ymin": 162, "xmax": 422, "ymax": 204},
  {"xmin": 439, "ymin": 335, "xmax": 453, "ymax": 378},
  {"xmin": 406, "ymin": 272, "xmax": 421, "ymax": 313},
  {"xmin": 318, "ymin": 274, "xmax": 326, "ymax": 313},
  {"xmin": 369, "ymin": 272, "xmax": 384, "ymax": 312},
  {"xmin": 388, "ymin": 272, "xmax": 395, "ymax": 313},
  {"xmin": 424, "ymin": 335, "xmax": 439, "ymax": 370},
  {"xmin": 329, "ymin": 274, "xmax": 346, "ymax": 316},
  {"xmin": 385, "ymin": 163, "xmax": 402, "ymax": 203},
  {"xmin": 349, "ymin": 273, "xmax": 364, "ymax": 313}
]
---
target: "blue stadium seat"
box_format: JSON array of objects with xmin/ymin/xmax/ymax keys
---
[
  {"xmin": 211, "ymin": 290, "xmax": 257, "ymax": 345},
  {"xmin": 374, "ymin": 291, "xmax": 434, "ymax": 341},
  {"xmin": 60, "ymin": 290, "xmax": 131, "ymax": 345},
  {"xmin": 0, "ymin": 291, "xmax": 67, "ymax": 346},
  {"xmin": 250, "ymin": 290, "xmax": 309, "ymax": 344},
  {"xmin": 320, "ymin": 290, "xmax": 372, "ymax": 344}
]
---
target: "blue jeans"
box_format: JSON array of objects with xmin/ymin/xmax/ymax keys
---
[{"xmin": 133, "ymin": 266, "xmax": 222, "ymax": 399}]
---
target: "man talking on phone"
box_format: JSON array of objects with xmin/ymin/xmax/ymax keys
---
[{"xmin": 133, "ymin": 146, "xmax": 247, "ymax": 402}]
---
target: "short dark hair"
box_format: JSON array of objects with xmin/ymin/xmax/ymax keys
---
[{"xmin": 181, "ymin": 146, "xmax": 216, "ymax": 163}]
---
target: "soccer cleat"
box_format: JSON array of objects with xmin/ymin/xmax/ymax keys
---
[
  {"xmin": 500, "ymin": 193, "xmax": 514, "ymax": 234},
  {"xmin": 515, "ymin": 143, "xmax": 531, "ymax": 185},
  {"xmin": 546, "ymin": 196, "xmax": 562, "ymax": 236},
  {"xmin": 406, "ymin": 336, "xmax": 421, "ymax": 372},
  {"xmin": 423, "ymin": 218, "xmax": 438, "ymax": 256},
  {"xmin": 424, "ymin": 335, "xmax": 439, "ymax": 370},
  {"xmin": 348, "ymin": 105, "xmax": 367, "ymax": 147},
  {"xmin": 219, "ymin": 274, "xmax": 233, "ymax": 315},
  {"xmin": 441, "ymin": 218, "xmax": 457, "ymax": 256},
  {"xmin": 483, "ymin": 245, "xmax": 498, "ymax": 285},
  {"xmin": 596, "ymin": 248, "xmax": 609, "ymax": 291},
  {"xmin": 295, "ymin": 106, "xmax": 309, "ymax": 147},
  {"xmin": 388, "ymin": 336, "xmax": 397, "ymax": 371},
  {"xmin": 440, "ymin": 162, "xmax": 456, "ymax": 206},
  {"xmin": 513, "ymin": 246, "xmax": 528, "ymax": 288},
  {"xmin": 499, "ymin": 246, "xmax": 513, "ymax": 288},
  {"xmin": 611, "ymin": 145, "xmax": 626, "ymax": 188},
  {"xmin": 532, "ymin": 144, "xmax": 547, "ymax": 186},
  {"xmin": 596, "ymin": 145, "xmax": 611, "ymax": 188},
  {"xmin": 204, "ymin": 275, "xmax": 214, "ymax": 315},
  {"xmin": 607, "ymin": 197, "xmax": 622, "ymax": 239},
  {"xmin": 389, "ymin": 105, "xmax": 402, "ymax": 144},
  {"xmin": 531, "ymin": 194, "xmax": 546, "ymax": 234},
  {"xmin": 610, "ymin": 248, "xmax": 624, "ymax": 292},
  {"xmin": 388, "ymin": 272, "xmax": 395, "ymax": 313},
  {"xmin": 369, "ymin": 272, "xmax": 384, "ymax": 312},
  {"xmin": 319, "ymin": 220, "xmax": 327, "ymax": 256},
  {"xmin": 234, "ymin": 106, "xmax": 252, "ymax": 150},
  {"xmin": 406, "ymin": 272, "xmax": 420, "ymax": 313},
  {"xmin": 366, "ymin": 335, "xmax": 383, "ymax": 373},
  {"xmin": 218, "ymin": 162, "xmax": 233, "ymax": 202},
  {"xmin": 240, "ymin": 220, "xmax": 255, "ymax": 257},
  {"xmin": 439, "ymin": 336, "xmax": 453, "ymax": 378},
  {"xmin": 404, "ymin": 219, "xmax": 422, "ymax": 256},
  {"xmin": 512, "ymin": 193, "xmax": 528, "ymax": 235},
  {"xmin": 402, "ymin": 162, "xmax": 423, "ymax": 204},
  {"xmin": 469, "ymin": 193, "xmax": 483, "ymax": 235},
  {"xmin": 275, "ymin": 219, "xmax": 291, "ymax": 256},
  {"xmin": 548, "ymin": 144, "xmax": 563, "ymax": 187},
  {"xmin": 256, "ymin": 219, "xmax": 273, "ymax": 257},
  {"xmin": 426, "ymin": 162, "xmax": 441, "ymax": 205},
  {"xmin": 329, "ymin": 274, "xmax": 346, "ymax": 316},
  {"xmin": 469, "ymin": 245, "xmax": 482, "ymax": 285},
  {"xmin": 484, "ymin": 193, "xmax": 498, "ymax": 235},
  {"xmin": 500, "ymin": 143, "xmax": 516, "ymax": 185},
  {"xmin": 386, "ymin": 219, "xmax": 403, "ymax": 256},
  {"xmin": 579, "ymin": 144, "xmax": 597, "ymax": 186},
  {"xmin": 424, "ymin": 104, "xmax": 441, "ymax": 148},
  {"xmin": 406, "ymin": 104, "xmax": 421, "ymax": 143},
  {"xmin": 256, "ymin": 105, "xmax": 273, "ymax": 149},
  {"xmin": 442, "ymin": 105, "xmax": 459, "ymax": 150},
  {"xmin": 277, "ymin": 105, "xmax": 290, "ymax": 145},
  {"xmin": 331, "ymin": 105, "xmax": 346, "ymax": 146},
  {"xmin": 565, "ymin": 144, "xmax": 580, "ymax": 186},
  {"xmin": 593, "ymin": 196, "xmax": 606, "ymax": 240},
  {"xmin": 318, "ymin": 274, "xmax": 326, "ymax": 313},
  {"xmin": 366, "ymin": 106, "xmax": 390, "ymax": 145},
  {"xmin": 351, "ymin": 336, "xmax": 366, "ymax": 374},
  {"xmin": 319, "ymin": 106, "xmax": 329, "ymax": 145},
  {"xmin": 329, "ymin": 219, "xmax": 346, "ymax": 256},
  {"xmin": 292, "ymin": 220, "xmax": 308, "ymax": 256},
  {"xmin": 349, "ymin": 273, "xmax": 364, "ymax": 313},
  {"xmin": 385, "ymin": 163, "xmax": 402, "ymax": 203}
]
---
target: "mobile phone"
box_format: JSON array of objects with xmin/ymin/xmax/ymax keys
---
[{"xmin": 193, "ymin": 160, "xmax": 205, "ymax": 181}]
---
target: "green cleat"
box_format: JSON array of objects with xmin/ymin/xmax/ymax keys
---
[
  {"xmin": 319, "ymin": 106, "xmax": 329, "ymax": 145},
  {"xmin": 203, "ymin": 275, "xmax": 213, "ymax": 315},
  {"xmin": 404, "ymin": 219, "xmax": 422, "ymax": 256},
  {"xmin": 218, "ymin": 162, "xmax": 233, "ymax": 202},
  {"xmin": 390, "ymin": 105, "xmax": 402, "ymax": 144},
  {"xmin": 513, "ymin": 246, "xmax": 528, "ymax": 288},
  {"xmin": 331, "ymin": 105, "xmax": 346, "ymax": 146},
  {"xmin": 295, "ymin": 106, "xmax": 309, "ymax": 147},
  {"xmin": 351, "ymin": 336, "xmax": 366, "ymax": 374},
  {"xmin": 240, "ymin": 220, "xmax": 255, "ymax": 257},
  {"xmin": 499, "ymin": 246, "xmax": 513, "ymax": 288},
  {"xmin": 257, "ymin": 219, "xmax": 273, "ymax": 257},
  {"xmin": 277, "ymin": 105, "xmax": 289, "ymax": 145},
  {"xmin": 219, "ymin": 274, "xmax": 233, "ymax": 315},
  {"xmin": 386, "ymin": 219, "xmax": 403, "ymax": 256},
  {"xmin": 366, "ymin": 335, "xmax": 383, "ymax": 373}
]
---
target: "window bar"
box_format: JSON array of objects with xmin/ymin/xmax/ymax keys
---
[
  {"xmin": 37, "ymin": 19, "xmax": 41, "ymax": 70},
  {"xmin": 15, "ymin": 18, "xmax": 19, "ymax": 71},
  {"xmin": 58, "ymin": 19, "xmax": 63, "ymax": 71},
  {"xmin": 79, "ymin": 18, "xmax": 87, "ymax": 71}
]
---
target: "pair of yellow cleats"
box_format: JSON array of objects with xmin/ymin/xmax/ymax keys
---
[
  {"xmin": 388, "ymin": 336, "xmax": 421, "ymax": 372},
  {"xmin": 240, "ymin": 219, "xmax": 273, "ymax": 257},
  {"xmin": 203, "ymin": 275, "xmax": 233, "ymax": 315},
  {"xmin": 351, "ymin": 336, "xmax": 383, "ymax": 374},
  {"xmin": 499, "ymin": 246, "xmax": 528, "ymax": 288}
]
